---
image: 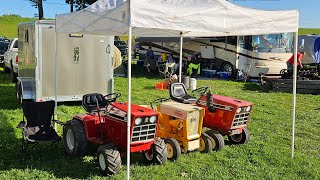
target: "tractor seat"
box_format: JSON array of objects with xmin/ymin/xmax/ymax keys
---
[
  {"xmin": 169, "ymin": 83, "xmax": 197, "ymax": 104},
  {"xmin": 82, "ymin": 93, "xmax": 108, "ymax": 113}
]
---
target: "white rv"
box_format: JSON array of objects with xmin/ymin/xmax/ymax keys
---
[
  {"xmin": 17, "ymin": 20, "xmax": 114, "ymax": 102},
  {"xmin": 137, "ymin": 33, "xmax": 294, "ymax": 77}
]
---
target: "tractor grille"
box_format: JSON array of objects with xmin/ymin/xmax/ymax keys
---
[
  {"xmin": 131, "ymin": 124, "xmax": 156, "ymax": 143},
  {"xmin": 233, "ymin": 112, "xmax": 250, "ymax": 127},
  {"xmin": 187, "ymin": 111, "xmax": 200, "ymax": 138}
]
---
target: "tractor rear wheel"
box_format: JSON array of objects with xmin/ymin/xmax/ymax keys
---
[
  {"xmin": 198, "ymin": 133, "xmax": 213, "ymax": 153},
  {"xmin": 228, "ymin": 127, "xmax": 250, "ymax": 144},
  {"xmin": 164, "ymin": 138, "xmax": 181, "ymax": 161},
  {"xmin": 63, "ymin": 119, "xmax": 88, "ymax": 156},
  {"xmin": 143, "ymin": 138, "xmax": 168, "ymax": 164},
  {"xmin": 205, "ymin": 130, "xmax": 225, "ymax": 151},
  {"xmin": 97, "ymin": 144, "xmax": 122, "ymax": 176}
]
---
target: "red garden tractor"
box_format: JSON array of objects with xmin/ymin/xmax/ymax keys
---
[
  {"xmin": 63, "ymin": 93, "xmax": 167, "ymax": 176},
  {"xmin": 169, "ymin": 83, "xmax": 253, "ymax": 151}
]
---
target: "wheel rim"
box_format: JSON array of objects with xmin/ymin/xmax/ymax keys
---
[
  {"xmin": 230, "ymin": 134, "xmax": 242, "ymax": 142},
  {"xmin": 99, "ymin": 154, "xmax": 106, "ymax": 170},
  {"xmin": 199, "ymin": 138, "xmax": 205, "ymax": 152},
  {"xmin": 166, "ymin": 143, "xmax": 174, "ymax": 159},
  {"xmin": 66, "ymin": 129, "xmax": 75, "ymax": 150},
  {"xmin": 223, "ymin": 64, "xmax": 233, "ymax": 73},
  {"xmin": 144, "ymin": 149, "xmax": 153, "ymax": 161},
  {"xmin": 208, "ymin": 136, "xmax": 216, "ymax": 149}
]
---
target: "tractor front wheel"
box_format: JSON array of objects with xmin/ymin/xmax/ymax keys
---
[
  {"xmin": 63, "ymin": 119, "xmax": 88, "ymax": 156},
  {"xmin": 205, "ymin": 130, "xmax": 225, "ymax": 151},
  {"xmin": 97, "ymin": 144, "xmax": 122, "ymax": 176},
  {"xmin": 228, "ymin": 127, "xmax": 250, "ymax": 144},
  {"xmin": 198, "ymin": 133, "xmax": 213, "ymax": 153},
  {"xmin": 164, "ymin": 138, "xmax": 181, "ymax": 161},
  {"xmin": 143, "ymin": 138, "xmax": 168, "ymax": 164}
]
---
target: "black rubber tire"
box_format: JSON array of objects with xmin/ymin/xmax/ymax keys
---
[
  {"xmin": 198, "ymin": 133, "xmax": 213, "ymax": 153},
  {"xmin": 205, "ymin": 130, "xmax": 225, "ymax": 151},
  {"xmin": 228, "ymin": 127, "xmax": 250, "ymax": 144},
  {"xmin": 97, "ymin": 144, "xmax": 122, "ymax": 176},
  {"xmin": 221, "ymin": 62, "xmax": 234, "ymax": 75},
  {"xmin": 63, "ymin": 119, "xmax": 89, "ymax": 156},
  {"xmin": 3, "ymin": 67, "xmax": 10, "ymax": 73},
  {"xmin": 10, "ymin": 70, "xmax": 17, "ymax": 83},
  {"xmin": 164, "ymin": 138, "xmax": 181, "ymax": 161},
  {"xmin": 143, "ymin": 138, "xmax": 168, "ymax": 164},
  {"xmin": 16, "ymin": 82, "xmax": 23, "ymax": 104}
]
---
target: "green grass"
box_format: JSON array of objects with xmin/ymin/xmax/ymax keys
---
[
  {"xmin": 0, "ymin": 65, "xmax": 319, "ymax": 179},
  {"xmin": 0, "ymin": 15, "xmax": 35, "ymax": 39},
  {"xmin": 299, "ymin": 28, "xmax": 320, "ymax": 35}
]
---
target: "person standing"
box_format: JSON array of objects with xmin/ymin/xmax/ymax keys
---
[{"xmin": 287, "ymin": 51, "xmax": 305, "ymax": 71}]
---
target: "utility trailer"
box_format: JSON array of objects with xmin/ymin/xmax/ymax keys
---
[{"xmin": 16, "ymin": 20, "xmax": 114, "ymax": 102}]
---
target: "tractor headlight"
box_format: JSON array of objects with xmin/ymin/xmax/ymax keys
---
[
  {"xmin": 135, "ymin": 117, "xmax": 142, "ymax": 125},
  {"xmin": 149, "ymin": 116, "xmax": 157, "ymax": 123},
  {"xmin": 246, "ymin": 106, "xmax": 251, "ymax": 112},
  {"xmin": 236, "ymin": 107, "xmax": 242, "ymax": 113}
]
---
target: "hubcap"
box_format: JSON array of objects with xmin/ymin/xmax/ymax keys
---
[
  {"xmin": 99, "ymin": 154, "xmax": 106, "ymax": 170},
  {"xmin": 166, "ymin": 143, "xmax": 174, "ymax": 159},
  {"xmin": 66, "ymin": 129, "xmax": 75, "ymax": 150},
  {"xmin": 223, "ymin": 64, "xmax": 233, "ymax": 73},
  {"xmin": 231, "ymin": 134, "xmax": 242, "ymax": 142},
  {"xmin": 198, "ymin": 138, "xmax": 205, "ymax": 152}
]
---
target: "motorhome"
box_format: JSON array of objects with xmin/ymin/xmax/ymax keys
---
[
  {"xmin": 17, "ymin": 20, "xmax": 114, "ymax": 102},
  {"xmin": 137, "ymin": 33, "xmax": 294, "ymax": 77}
]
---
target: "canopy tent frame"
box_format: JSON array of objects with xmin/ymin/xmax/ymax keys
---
[{"xmin": 54, "ymin": 0, "xmax": 300, "ymax": 179}]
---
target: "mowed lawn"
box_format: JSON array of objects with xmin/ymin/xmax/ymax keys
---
[{"xmin": 0, "ymin": 65, "xmax": 319, "ymax": 179}]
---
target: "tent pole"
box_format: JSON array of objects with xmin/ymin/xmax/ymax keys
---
[
  {"xmin": 179, "ymin": 33, "xmax": 183, "ymax": 83},
  {"xmin": 291, "ymin": 31, "xmax": 298, "ymax": 159}
]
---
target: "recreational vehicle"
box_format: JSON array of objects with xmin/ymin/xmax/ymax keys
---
[
  {"xmin": 137, "ymin": 33, "xmax": 294, "ymax": 77},
  {"xmin": 16, "ymin": 20, "xmax": 114, "ymax": 102}
]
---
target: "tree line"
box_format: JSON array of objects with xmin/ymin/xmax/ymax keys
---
[{"xmin": 30, "ymin": 0, "xmax": 96, "ymax": 20}]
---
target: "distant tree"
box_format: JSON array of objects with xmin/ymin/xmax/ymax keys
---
[
  {"xmin": 65, "ymin": 0, "xmax": 96, "ymax": 11},
  {"xmin": 29, "ymin": 0, "xmax": 46, "ymax": 20},
  {"xmin": 2, "ymin": 14, "xmax": 22, "ymax": 18}
]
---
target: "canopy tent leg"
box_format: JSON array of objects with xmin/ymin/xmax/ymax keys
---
[
  {"xmin": 179, "ymin": 33, "xmax": 183, "ymax": 83},
  {"xmin": 291, "ymin": 31, "xmax": 298, "ymax": 158}
]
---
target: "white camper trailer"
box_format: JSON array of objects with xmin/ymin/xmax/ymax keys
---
[
  {"xmin": 16, "ymin": 20, "xmax": 114, "ymax": 102},
  {"xmin": 137, "ymin": 33, "xmax": 294, "ymax": 77}
]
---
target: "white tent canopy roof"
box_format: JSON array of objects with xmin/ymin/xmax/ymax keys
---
[{"xmin": 56, "ymin": 0, "xmax": 299, "ymax": 37}]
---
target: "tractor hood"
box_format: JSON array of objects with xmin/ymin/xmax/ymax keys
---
[
  {"xmin": 111, "ymin": 102, "xmax": 158, "ymax": 117},
  {"xmin": 213, "ymin": 94, "xmax": 253, "ymax": 107}
]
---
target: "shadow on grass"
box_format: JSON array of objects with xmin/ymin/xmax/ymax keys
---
[
  {"xmin": 242, "ymin": 82, "xmax": 264, "ymax": 92},
  {"xmin": 0, "ymin": 112, "xmax": 101, "ymax": 179},
  {"xmin": 0, "ymin": 84, "xmax": 20, "ymax": 110}
]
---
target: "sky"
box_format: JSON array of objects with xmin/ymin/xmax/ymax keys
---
[{"xmin": 0, "ymin": 0, "xmax": 319, "ymax": 28}]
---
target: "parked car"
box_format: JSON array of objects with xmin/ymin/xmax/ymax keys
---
[
  {"xmin": 0, "ymin": 41, "xmax": 10, "ymax": 67},
  {"xmin": 114, "ymin": 40, "xmax": 128, "ymax": 56},
  {"xmin": 4, "ymin": 38, "xmax": 18, "ymax": 82},
  {"xmin": 0, "ymin": 37, "xmax": 10, "ymax": 42}
]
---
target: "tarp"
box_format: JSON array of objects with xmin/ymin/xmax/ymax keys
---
[
  {"xmin": 56, "ymin": 0, "xmax": 299, "ymax": 37},
  {"xmin": 298, "ymin": 35, "xmax": 320, "ymax": 64}
]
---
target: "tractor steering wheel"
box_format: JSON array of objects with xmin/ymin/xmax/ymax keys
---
[
  {"xmin": 104, "ymin": 93, "xmax": 121, "ymax": 103},
  {"xmin": 150, "ymin": 97, "xmax": 170, "ymax": 109},
  {"xmin": 192, "ymin": 86, "xmax": 209, "ymax": 95}
]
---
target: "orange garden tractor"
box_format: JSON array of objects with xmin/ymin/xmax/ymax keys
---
[
  {"xmin": 169, "ymin": 83, "xmax": 253, "ymax": 151},
  {"xmin": 63, "ymin": 93, "xmax": 167, "ymax": 176},
  {"xmin": 149, "ymin": 99, "xmax": 212, "ymax": 161}
]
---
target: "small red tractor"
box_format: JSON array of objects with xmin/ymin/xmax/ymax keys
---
[
  {"xmin": 63, "ymin": 93, "xmax": 167, "ymax": 176},
  {"xmin": 169, "ymin": 83, "xmax": 253, "ymax": 151}
]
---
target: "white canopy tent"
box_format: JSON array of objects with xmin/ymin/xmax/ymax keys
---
[{"xmin": 55, "ymin": 0, "xmax": 299, "ymax": 178}]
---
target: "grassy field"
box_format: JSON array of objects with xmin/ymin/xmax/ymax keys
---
[{"xmin": 0, "ymin": 65, "xmax": 319, "ymax": 179}]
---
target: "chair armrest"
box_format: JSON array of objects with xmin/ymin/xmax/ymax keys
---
[
  {"xmin": 52, "ymin": 120, "xmax": 65, "ymax": 125},
  {"xmin": 16, "ymin": 121, "xmax": 26, "ymax": 129}
]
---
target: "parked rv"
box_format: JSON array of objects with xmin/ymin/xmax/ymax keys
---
[
  {"xmin": 137, "ymin": 33, "xmax": 294, "ymax": 77},
  {"xmin": 16, "ymin": 20, "xmax": 114, "ymax": 103}
]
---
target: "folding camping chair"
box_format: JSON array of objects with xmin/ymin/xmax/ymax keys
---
[
  {"xmin": 16, "ymin": 100, "xmax": 62, "ymax": 151},
  {"xmin": 159, "ymin": 62, "xmax": 176, "ymax": 78},
  {"xmin": 237, "ymin": 64, "xmax": 251, "ymax": 82}
]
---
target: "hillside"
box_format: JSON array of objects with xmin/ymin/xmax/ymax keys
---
[{"xmin": 0, "ymin": 15, "xmax": 35, "ymax": 39}]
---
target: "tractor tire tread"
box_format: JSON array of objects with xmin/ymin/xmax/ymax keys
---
[
  {"xmin": 97, "ymin": 144, "xmax": 122, "ymax": 176},
  {"xmin": 205, "ymin": 130, "xmax": 225, "ymax": 151},
  {"xmin": 164, "ymin": 138, "xmax": 181, "ymax": 161},
  {"xmin": 63, "ymin": 119, "xmax": 88, "ymax": 156},
  {"xmin": 153, "ymin": 138, "xmax": 168, "ymax": 164},
  {"xmin": 199, "ymin": 133, "xmax": 213, "ymax": 153}
]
